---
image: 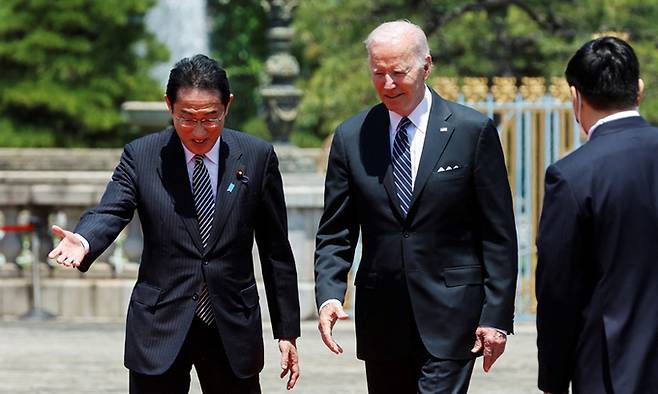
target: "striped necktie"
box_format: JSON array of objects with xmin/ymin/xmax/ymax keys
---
[
  {"xmin": 192, "ymin": 154, "xmax": 215, "ymax": 325},
  {"xmin": 393, "ymin": 117, "xmax": 413, "ymax": 217}
]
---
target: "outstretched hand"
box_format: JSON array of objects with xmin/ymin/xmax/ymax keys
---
[
  {"xmin": 318, "ymin": 302, "xmax": 349, "ymax": 354},
  {"xmin": 48, "ymin": 225, "xmax": 85, "ymax": 268},
  {"xmin": 278, "ymin": 338, "xmax": 299, "ymax": 390},
  {"xmin": 471, "ymin": 326, "xmax": 507, "ymax": 372}
]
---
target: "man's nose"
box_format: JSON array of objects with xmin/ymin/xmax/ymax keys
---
[
  {"xmin": 191, "ymin": 124, "xmax": 207, "ymax": 137},
  {"xmin": 384, "ymin": 74, "xmax": 396, "ymax": 89}
]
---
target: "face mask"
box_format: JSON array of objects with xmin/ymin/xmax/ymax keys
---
[
  {"xmin": 574, "ymin": 91, "xmax": 585, "ymax": 133},
  {"xmin": 574, "ymin": 91, "xmax": 582, "ymax": 124}
]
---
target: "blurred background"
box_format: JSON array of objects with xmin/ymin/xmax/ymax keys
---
[{"xmin": 2, "ymin": 0, "xmax": 657, "ymax": 148}]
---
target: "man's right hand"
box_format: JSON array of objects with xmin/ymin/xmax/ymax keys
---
[
  {"xmin": 318, "ymin": 302, "xmax": 349, "ymax": 354},
  {"xmin": 48, "ymin": 225, "xmax": 85, "ymax": 268}
]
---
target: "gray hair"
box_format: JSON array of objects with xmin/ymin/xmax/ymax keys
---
[{"xmin": 364, "ymin": 20, "xmax": 430, "ymax": 67}]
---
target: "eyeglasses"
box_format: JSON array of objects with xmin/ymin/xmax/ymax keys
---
[{"xmin": 174, "ymin": 112, "xmax": 226, "ymax": 129}]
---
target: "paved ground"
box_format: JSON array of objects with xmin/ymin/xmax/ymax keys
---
[{"xmin": 0, "ymin": 319, "xmax": 538, "ymax": 393}]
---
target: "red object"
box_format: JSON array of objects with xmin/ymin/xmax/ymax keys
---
[{"xmin": 0, "ymin": 224, "xmax": 35, "ymax": 232}]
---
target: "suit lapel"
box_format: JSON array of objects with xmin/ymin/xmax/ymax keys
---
[
  {"xmin": 157, "ymin": 129, "xmax": 205, "ymax": 252},
  {"xmin": 361, "ymin": 105, "xmax": 406, "ymax": 220},
  {"xmin": 205, "ymin": 130, "xmax": 244, "ymax": 252},
  {"xmin": 407, "ymin": 91, "xmax": 455, "ymax": 215}
]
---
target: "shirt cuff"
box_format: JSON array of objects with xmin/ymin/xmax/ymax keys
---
[
  {"xmin": 319, "ymin": 299, "xmax": 342, "ymax": 312},
  {"xmin": 74, "ymin": 233, "xmax": 90, "ymax": 254}
]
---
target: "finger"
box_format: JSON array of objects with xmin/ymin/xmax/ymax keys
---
[
  {"xmin": 280, "ymin": 346, "xmax": 290, "ymax": 371},
  {"xmin": 470, "ymin": 334, "xmax": 483, "ymax": 353},
  {"xmin": 279, "ymin": 350, "xmax": 290, "ymax": 379},
  {"xmin": 320, "ymin": 326, "xmax": 342, "ymax": 354},
  {"xmin": 287, "ymin": 362, "xmax": 300, "ymax": 390},
  {"xmin": 57, "ymin": 254, "xmax": 69, "ymax": 265},
  {"xmin": 57, "ymin": 254, "xmax": 77, "ymax": 267},
  {"xmin": 319, "ymin": 318, "xmax": 343, "ymax": 354},
  {"xmin": 483, "ymin": 352, "xmax": 493, "ymax": 372},
  {"xmin": 336, "ymin": 308, "xmax": 349, "ymax": 320},
  {"xmin": 51, "ymin": 225, "xmax": 66, "ymax": 239},
  {"xmin": 482, "ymin": 339, "xmax": 503, "ymax": 372},
  {"xmin": 486, "ymin": 340, "xmax": 506, "ymax": 371},
  {"xmin": 48, "ymin": 246, "xmax": 62, "ymax": 259}
]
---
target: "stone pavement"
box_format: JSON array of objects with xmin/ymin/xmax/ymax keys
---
[{"xmin": 0, "ymin": 319, "xmax": 538, "ymax": 393}]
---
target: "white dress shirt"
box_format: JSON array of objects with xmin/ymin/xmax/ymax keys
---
[
  {"xmin": 388, "ymin": 86, "xmax": 433, "ymax": 189},
  {"xmin": 181, "ymin": 137, "xmax": 221, "ymax": 200},
  {"xmin": 76, "ymin": 137, "xmax": 222, "ymax": 253}
]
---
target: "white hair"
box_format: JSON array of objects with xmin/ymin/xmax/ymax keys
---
[{"xmin": 364, "ymin": 20, "xmax": 430, "ymax": 67}]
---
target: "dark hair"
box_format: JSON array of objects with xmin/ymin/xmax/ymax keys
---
[
  {"xmin": 165, "ymin": 54, "xmax": 231, "ymax": 107},
  {"xmin": 565, "ymin": 36, "xmax": 639, "ymax": 111}
]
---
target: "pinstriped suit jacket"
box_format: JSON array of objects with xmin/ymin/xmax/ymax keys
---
[{"xmin": 74, "ymin": 127, "xmax": 300, "ymax": 378}]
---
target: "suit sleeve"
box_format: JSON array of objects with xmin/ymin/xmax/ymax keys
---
[
  {"xmin": 473, "ymin": 120, "xmax": 518, "ymax": 333},
  {"xmin": 74, "ymin": 143, "xmax": 139, "ymax": 272},
  {"xmin": 314, "ymin": 128, "xmax": 360, "ymax": 309},
  {"xmin": 536, "ymin": 164, "xmax": 590, "ymax": 393},
  {"xmin": 254, "ymin": 146, "xmax": 301, "ymax": 339}
]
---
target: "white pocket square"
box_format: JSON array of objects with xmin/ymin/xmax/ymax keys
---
[{"xmin": 437, "ymin": 164, "xmax": 460, "ymax": 173}]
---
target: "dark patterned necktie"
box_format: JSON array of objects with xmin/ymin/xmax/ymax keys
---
[
  {"xmin": 192, "ymin": 154, "xmax": 215, "ymax": 324},
  {"xmin": 393, "ymin": 117, "xmax": 413, "ymax": 217}
]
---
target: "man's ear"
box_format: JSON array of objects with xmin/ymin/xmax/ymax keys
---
[
  {"xmin": 164, "ymin": 95, "xmax": 173, "ymax": 114},
  {"xmin": 569, "ymin": 86, "xmax": 579, "ymax": 112},
  {"xmin": 636, "ymin": 78, "xmax": 645, "ymax": 106},
  {"xmin": 423, "ymin": 55, "xmax": 433, "ymax": 80}
]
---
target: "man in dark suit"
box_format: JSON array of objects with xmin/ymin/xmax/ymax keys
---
[
  {"xmin": 314, "ymin": 21, "xmax": 518, "ymax": 393},
  {"xmin": 536, "ymin": 36, "xmax": 658, "ymax": 394},
  {"xmin": 48, "ymin": 54, "xmax": 300, "ymax": 393}
]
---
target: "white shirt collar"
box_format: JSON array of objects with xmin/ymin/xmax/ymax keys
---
[
  {"xmin": 182, "ymin": 136, "xmax": 221, "ymax": 164},
  {"xmin": 388, "ymin": 85, "xmax": 432, "ymax": 132},
  {"xmin": 588, "ymin": 110, "xmax": 640, "ymax": 140}
]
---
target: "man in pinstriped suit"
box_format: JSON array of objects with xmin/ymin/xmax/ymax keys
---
[{"xmin": 48, "ymin": 55, "xmax": 300, "ymax": 393}]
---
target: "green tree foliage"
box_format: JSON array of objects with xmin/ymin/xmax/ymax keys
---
[
  {"xmin": 0, "ymin": 0, "xmax": 167, "ymax": 147},
  {"xmin": 207, "ymin": 0, "xmax": 269, "ymax": 138},
  {"xmin": 200, "ymin": 1, "xmax": 658, "ymax": 146},
  {"xmin": 293, "ymin": 0, "xmax": 658, "ymax": 145}
]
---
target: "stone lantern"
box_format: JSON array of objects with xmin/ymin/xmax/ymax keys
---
[{"xmin": 260, "ymin": 0, "xmax": 302, "ymax": 143}]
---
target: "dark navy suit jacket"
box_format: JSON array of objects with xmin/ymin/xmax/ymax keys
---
[
  {"xmin": 537, "ymin": 116, "xmax": 658, "ymax": 394},
  {"xmin": 315, "ymin": 89, "xmax": 518, "ymax": 361},
  {"xmin": 75, "ymin": 127, "xmax": 300, "ymax": 378}
]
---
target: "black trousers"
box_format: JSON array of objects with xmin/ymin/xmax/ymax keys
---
[
  {"xmin": 362, "ymin": 276, "xmax": 475, "ymax": 394},
  {"xmin": 129, "ymin": 316, "xmax": 261, "ymax": 394},
  {"xmin": 365, "ymin": 355, "xmax": 475, "ymax": 394}
]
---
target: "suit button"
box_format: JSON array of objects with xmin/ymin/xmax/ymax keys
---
[
  {"xmin": 403, "ymin": 232, "xmax": 409, "ymax": 238},
  {"xmin": 203, "ymin": 261, "xmax": 208, "ymax": 266},
  {"xmin": 192, "ymin": 293, "xmax": 199, "ymax": 301}
]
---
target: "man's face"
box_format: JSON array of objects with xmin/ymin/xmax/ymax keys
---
[
  {"xmin": 165, "ymin": 88, "xmax": 233, "ymax": 155},
  {"xmin": 369, "ymin": 41, "xmax": 431, "ymax": 116}
]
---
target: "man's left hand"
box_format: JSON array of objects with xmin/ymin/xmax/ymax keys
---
[
  {"xmin": 470, "ymin": 326, "xmax": 507, "ymax": 372},
  {"xmin": 278, "ymin": 338, "xmax": 299, "ymax": 390}
]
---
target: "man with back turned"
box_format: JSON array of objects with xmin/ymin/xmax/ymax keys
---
[{"xmin": 536, "ymin": 36, "xmax": 658, "ymax": 394}]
